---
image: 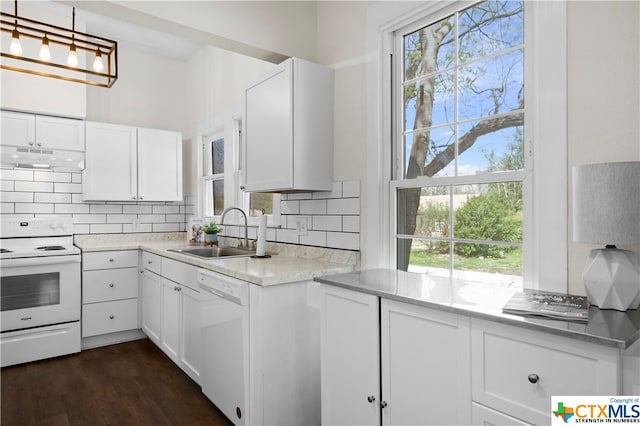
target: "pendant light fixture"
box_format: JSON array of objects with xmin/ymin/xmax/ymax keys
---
[{"xmin": 1, "ymin": 0, "xmax": 118, "ymax": 87}]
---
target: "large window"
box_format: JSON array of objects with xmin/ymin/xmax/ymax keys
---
[{"xmin": 393, "ymin": 0, "xmax": 528, "ymax": 287}]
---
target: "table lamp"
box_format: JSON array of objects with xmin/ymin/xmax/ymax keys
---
[{"xmin": 572, "ymin": 161, "xmax": 640, "ymax": 311}]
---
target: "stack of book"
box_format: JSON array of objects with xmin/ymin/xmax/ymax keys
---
[{"xmin": 502, "ymin": 290, "xmax": 589, "ymax": 323}]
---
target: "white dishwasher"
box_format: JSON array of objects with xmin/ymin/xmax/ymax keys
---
[{"xmin": 198, "ymin": 269, "xmax": 250, "ymax": 426}]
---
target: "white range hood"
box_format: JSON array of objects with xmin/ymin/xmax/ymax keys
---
[{"xmin": 0, "ymin": 145, "xmax": 85, "ymax": 171}]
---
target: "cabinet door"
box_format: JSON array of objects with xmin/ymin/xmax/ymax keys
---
[
  {"xmin": 319, "ymin": 285, "xmax": 380, "ymax": 426},
  {"xmin": 381, "ymin": 299, "xmax": 471, "ymax": 426},
  {"xmin": 180, "ymin": 284, "xmax": 201, "ymax": 384},
  {"xmin": 141, "ymin": 270, "xmax": 162, "ymax": 345},
  {"xmin": 1, "ymin": 110, "xmax": 35, "ymax": 147},
  {"xmin": 243, "ymin": 60, "xmax": 293, "ymax": 192},
  {"xmin": 137, "ymin": 128, "xmax": 183, "ymax": 202},
  {"xmin": 35, "ymin": 115, "xmax": 84, "ymax": 151},
  {"xmin": 83, "ymin": 121, "xmax": 137, "ymax": 201},
  {"xmin": 161, "ymin": 278, "xmax": 181, "ymax": 364}
]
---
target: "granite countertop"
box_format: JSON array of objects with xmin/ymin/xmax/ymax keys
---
[
  {"xmin": 74, "ymin": 233, "xmax": 359, "ymax": 286},
  {"xmin": 314, "ymin": 268, "xmax": 640, "ymax": 349}
]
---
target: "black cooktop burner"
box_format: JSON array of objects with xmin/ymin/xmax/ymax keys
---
[
  {"xmin": 0, "ymin": 248, "xmax": 12, "ymax": 253},
  {"xmin": 35, "ymin": 245, "xmax": 67, "ymax": 251}
]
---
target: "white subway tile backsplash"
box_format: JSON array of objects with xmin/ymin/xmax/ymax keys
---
[
  {"xmin": 53, "ymin": 183, "xmax": 82, "ymax": 193},
  {"xmin": 55, "ymin": 203, "xmax": 90, "ymax": 214},
  {"xmin": 276, "ymin": 228, "xmax": 299, "ymax": 244},
  {"xmin": 2, "ymin": 192, "xmax": 34, "ymax": 202},
  {"xmin": 73, "ymin": 214, "xmax": 106, "ymax": 224},
  {"xmin": 34, "ymin": 192, "xmax": 72, "ymax": 203},
  {"xmin": 327, "ymin": 232, "xmax": 359, "ymax": 250},
  {"xmin": 166, "ymin": 214, "xmax": 186, "ymax": 223},
  {"xmin": 1, "ymin": 203, "xmax": 14, "ymax": 214},
  {"xmin": 286, "ymin": 192, "xmax": 313, "ymax": 200},
  {"xmin": 300, "ymin": 231, "xmax": 327, "ymax": 247},
  {"xmin": 14, "ymin": 181, "xmax": 53, "ymax": 192},
  {"xmin": 1, "ymin": 181, "xmax": 14, "ymax": 191},
  {"xmin": 123, "ymin": 204, "xmax": 153, "ymax": 214},
  {"xmin": 73, "ymin": 224, "xmax": 90, "ymax": 234},
  {"xmin": 138, "ymin": 214, "xmax": 166, "ymax": 224},
  {"xmin": 312, "ymin": 181, "xmax": 342, "ymax": 199},
  {"xmin": 327, "ymin": 198, "xmax": 360, "ymax": 215},
  {"xmin": 122, "ymin": 223, "xmax": 152, "ymax": 233},
  {"xmin": 313, "ymin": 215, "xmax": 342, "ymax": 232},
  {"xmin": 281, "ymin": 200, "xmax": 300, "ymax": 215},
  {"xmin": 90, "ymin": 204, "xmax": 123, "ymax": 214},
  {"xmin": 14, "ymin": 203, "xmax": 54, "ymax": 214},
  {"xmin": 1, "ymin": 169, "xmax": 33, "ymax": 181},
  {"xmin": 153, "ymin": 223, "xmax": 180, "ymax": 232},
  {"xmin": 72, "ymin": 173, "xmax": 82, "ymax": 184},
  {"xmin": 90, "ymin": 224, "xmax": 123, "ymax": 234},
  {"xmin": 342, "ymin": 180, "xmax": 360, "ymax": 198},
  {"xmin": 342, "ymin": 216, "xmax": 360, "ymax": 233},
  {"xmin": 153, "ymin": 205, "xmax": 180, "ymax": 214},
  {"xmin": 300, "ymin": 199, "xmax": 327, "ymax": 215},
  {"xmin": 106, "ymin": 214, "xmax": 137, "ymax": 224},
  {"xmin": 34, "ymin": 171, "xmax": 72, "ymax": 183}
]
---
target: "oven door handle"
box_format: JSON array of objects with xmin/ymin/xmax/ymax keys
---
[{"xmin": 0, "ymin": 255, "xmax": 81, "ymax": 268}]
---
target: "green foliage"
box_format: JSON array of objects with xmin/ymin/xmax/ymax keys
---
[
  {"xmin": 454, "ymin": 191, "xmax": 521, "ymax": 257},
  {"xmin": 201, "ymin": 221, "xmax": 222, "ymax": 234}
]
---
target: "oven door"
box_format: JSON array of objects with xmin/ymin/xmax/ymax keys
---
[{"xmin": 0, "ymin": 255, "xmax": 81, "ymax": 332}]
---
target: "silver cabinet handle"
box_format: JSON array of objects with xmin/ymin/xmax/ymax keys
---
[
  {"xmin": 28, "ymin": 141, "xmax": 34, "ymax": 146},
  {"xmin": 380, "ymin": 401, "xmax": 388, "ymax": 408},
  {"xmin": 109, "ymin": 258, "xmax": 114, "ymax": 262},
  {"xmin": 528, "ymin": 373, "xmax": 539, "ymax": 384},
  {"xmin": 367, "ymin": 395, "xmax": 376, "ymax": 403},
  {"xmin": 174, "ymin": 286, "xmax": 182, "ymax": 292},
  {"xmin": 109, "ymin": 315, "xmax": 114, "ymax": 319},
  {"xmin": 36, "ymin": 142, "xmax": 42, "ymax": 146},
  {"xmin": 108, "ymin": 283, "xmax": 114, "ymax": 288},
  {"xmin": 147, "ymin": 260, "xmax": 152, "ymax": 264}
]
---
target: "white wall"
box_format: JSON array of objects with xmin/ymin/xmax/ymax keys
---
[{"xmin": 566, "ymin": 1, "xmax": 640, "ymax": 295}]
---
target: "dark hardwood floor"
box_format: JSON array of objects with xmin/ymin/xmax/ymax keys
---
[{"xmin": 1, "ymin": 338, "xmax": 233, "ymax": 426}]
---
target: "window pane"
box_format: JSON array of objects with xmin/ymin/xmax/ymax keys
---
[
  {"xmin": 458, "ymin": 49, "xmax": 524, "ymax": 121},
  {"xmin": 404, "ymin": 127, "xmax": 456, "ymax": 179},
  {"xmin": 457, "ymin": 115, "xmax": 524, "ymax": 175},
  {"xmin": 404, "ymin": 71, "xmax": 455, "ymax": 132},
  {"xmin": 213, "ymin": 180, "xmax": 224, "ymax": 215},
  {"xmin": 452, "ymin": 183, "xmax": 523, "ymax": 244},
  {"xmin": 453, "ymin": 243, "xmax": 523, "ymax": 287},
  {"xmin": 249, "ymin": 193, "xmax": 273, "ymax": 216},
  {"xmin": 398, "ymin": 186, "xmax": 450, "ymax": 238},
  {"xmin": 211, "ymin": 138, "xmax": 224, "ymax": 175},
  {"xmin": 399, "ymin": 238, "xmax": 451, "ymax": 276},
  {"xmin": 403, "ymin": 15, "xmax": 455, "ymax": 81},
  {"xmin": 459, "ymin": 0, "xmax": 524, "ymax": 65}
]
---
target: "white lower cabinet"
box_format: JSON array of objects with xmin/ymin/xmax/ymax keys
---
[
  {"xmin": 318, "ymin": 285, "xmax": 470, "ymax": 426},
  {"xmin": 141, "ymin": 252, "xmax": 201, "ymax": 383},
  {"xmin": 471, "ymin": 318, "xmax": 620, "ymax": 425},
  {"xmin": 319, "ymin": 285, "xmax": 380, "ymax": 426},
  {"xmin": 472, "ymin": 402, "xmax": 532, "ymax": 426},
  {"xmin": 81, "ymin": 250, "xmax": 139, "ymax": 339},
  {"xmin": 381, "ymin": 299, "xmax": 471, "ymax": 426}
]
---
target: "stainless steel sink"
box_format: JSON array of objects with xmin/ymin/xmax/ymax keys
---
[{"xmin": 168, "ymin": 246, "xmax": 262, "ymax": 259}]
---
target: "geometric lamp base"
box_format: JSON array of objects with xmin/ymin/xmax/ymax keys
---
[{"xmin": 583, "ymin": 247, "xmax": 640, "ymax": 311}]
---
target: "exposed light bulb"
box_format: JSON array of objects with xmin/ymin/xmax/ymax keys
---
[
  {"xmin": 67, "ymin": 43, "xmax": 78, "ymax": 67},
  {"xmin": 10, "ymin": 29, "xmax": 22, "ymax": 56},
  {"xmin": 39, "ymin": 35, "xmax": 51, "ymax": 61},
  {"xmin": 92, "ymin": 49, "xmax": 104, "ymax": 72}
]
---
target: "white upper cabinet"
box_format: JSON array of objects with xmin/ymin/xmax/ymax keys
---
[
  {"xmin": 137, "ymin": 128, "xmax": 183, "ymax": 202},
  {"xmin": 1, "ymin": 110, "xmax": 84, "ymax": 151},
  {"xmin": 243, "ymin": 57, "xmax": 334, "ymax": 192},
  {"xmin": 83, "ymin": 122, "xmax": 183, "ymax": 202}
]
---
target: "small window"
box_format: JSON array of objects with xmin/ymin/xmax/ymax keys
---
[{"xmin": 202, "ymin": 135, "xmax": 225, "ymax": 216}]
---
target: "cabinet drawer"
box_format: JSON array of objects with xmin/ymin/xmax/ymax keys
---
[
  {"xmin": 163, "ymin": 257, "xmax": 198, "ymax": 291},
  {"xmin": 142, "ymin": 251, "xmax": 162, "ymax": 275},
  {"xmin": 471, "ymin": 402, "xmax": 532, "ymax": 426},
  {"xmin": 471, "ymin": 319, "xmax": 619, "ymax": 425},
  {"xmin": 82, "ymin": 299, "xmax": 138, "ymax": 337},
  {"xmin": 83, "ymin": 268, "xmax": 138, "ymax": 303},
  {"xmin": 83, "ymin": 250, "xmax": 138, "ymax": 270}
]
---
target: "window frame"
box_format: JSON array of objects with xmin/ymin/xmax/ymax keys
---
[
  {"xmin": 365, "ymin": 0, "xmax": 567, "ymax": 292},
  {"xmin": 195, "ymin": 111, "xmax": 281, "ymax": 227}
]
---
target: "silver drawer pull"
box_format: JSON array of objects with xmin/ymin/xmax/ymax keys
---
[
  {"xmin": 528, "ymin": 373, "xmax": 540, "ymax": 384},
  {"xmin": 147, "ymin": 260, "xmax": 153, "ymax": 264},
  {"xmin": 109, "ymin": 315, "xmax": 115, "ymax": 319},
  {"xmin": 367, "ymin": 395, "xmax": 376, "ymax": 403},
  {"xmin": 109, "ymin": 258, "xmax": 114, "ymax": 262},
  {"xmin": 108, "ymin": 283, "xmax": 114, "ymax": 288},
  {"xmin": 380, "ymin": 401, "xmax": 388, "ymax": 408}
]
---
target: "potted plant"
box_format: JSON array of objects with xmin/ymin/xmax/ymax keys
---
[{"xmin": 201, "ymin": 221, "xmax": 222, "ymax": 243}]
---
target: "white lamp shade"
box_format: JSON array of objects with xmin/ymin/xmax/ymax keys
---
[{"xmin": 572, "ymin": 162, "xmax": 640, "ymax": 245}]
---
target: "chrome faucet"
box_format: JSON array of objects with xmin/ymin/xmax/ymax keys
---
[{"xmin": 220, "ymin": 207, "xmax": 249, "ymax": 249}]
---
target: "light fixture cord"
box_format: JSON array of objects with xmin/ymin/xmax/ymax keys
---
[
  {"xmin": 14, "ymin": 0, "xmax": 18, "ymax": 27},
  {"xmin": 71, "ymin": 7, "xmax": 75, "ymax": 42}
]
